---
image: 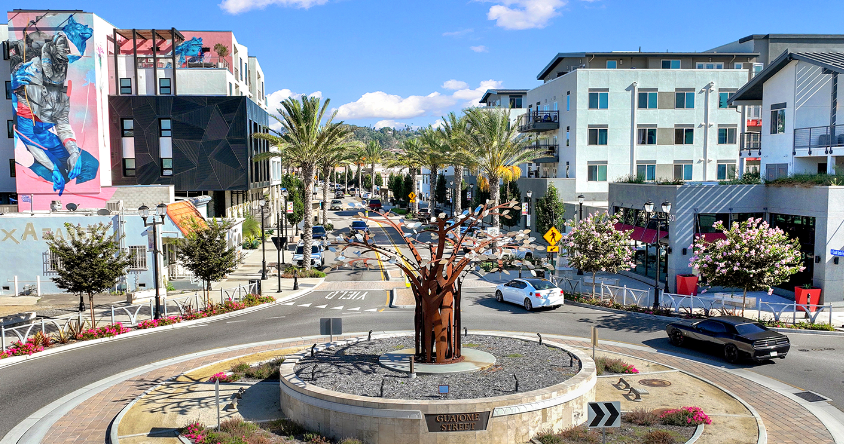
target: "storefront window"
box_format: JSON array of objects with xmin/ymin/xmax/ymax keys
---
[{"xmin": 770, "ymin": 214, "xmax": 815, "ymax": 289}]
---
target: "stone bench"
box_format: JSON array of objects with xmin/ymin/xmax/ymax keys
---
[
  {"xmin": 714, "ymin": 293, "xmax": 756, "ymax": 308},
  {"xmin": 613, "ymin": 377, "xmax": 649, "ymax": 402}
]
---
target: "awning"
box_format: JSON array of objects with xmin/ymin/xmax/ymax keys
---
[
  {"xmin": 695, "ymin": 232, "xmax": 727, "ymax": 243},
  {"xmin": 167, "ymin": 201, "xmax": 208, "ymax": 236},
  {"xmin": 613, "ymin": 223, "xmax": 635, "ymax": 232}
]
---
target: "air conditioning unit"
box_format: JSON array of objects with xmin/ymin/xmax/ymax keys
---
[{"xmin": 106, "ymin": 200, "xmax": 124, "ymax": 212}]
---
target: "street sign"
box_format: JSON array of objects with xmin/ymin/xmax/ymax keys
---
[
  {"xmin": 408, "ymin": 192, "xmax": 416, "ymax": 200},
  {"xmin": 271, "ymin": 236, "xmax": 287, "ymax": 249},
  {"xmin": 286, "ymin": 202, "xmax": 293, "ymax": 214},
  {"xmin": 587, "ymin": 402, "xmax": 621, "ymax": 428},
  {"xmin": 546, "ymin": 245, "xmax": 559, "ymax": 253},
  {"xmin": 320, "ymin": 318, "xmax": 342, "ymax": 341},
  {"xmin": 543, "ymin": 226, "xmax": 562, "ymax": 245},
  {"xmin": 832, "ymin": 249, "xmax": 844, "ymax": 257}
]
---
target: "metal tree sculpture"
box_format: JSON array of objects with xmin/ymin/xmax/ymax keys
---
[{"xmin": 328, "ymin": 201, "xmax": 547, "ymax": 364}]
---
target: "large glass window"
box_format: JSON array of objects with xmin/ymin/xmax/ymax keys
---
[
  {"xmin": 9, "ymin": 159, "xmax": 15, "ymax": 178},
  {"xmin": 696, "ymin": 62, "xmax": 724, "ymax": 69},
  {"xmin": 587, "ymin": 165, "xmax": 607, "ymax": 181},
  {"xmin": 588, "ymin": 92, "xmax": 608, "ymax": 109},
  {"xmin": 718, "ymin": 127, "xmax": 737, "ymax": 144},
  {"xmin": 509, "ymin": 95, "xmax": 523, "ymax": 108},
  {"xmin": 662, "ymin": 60, "xmax": 681, "ymax": 69},
  {"xmin": 771, "ymin": 109, "xmax": 786, "ymax": 134},
  {"xmin": 606, "ymin": 60, "xmax": 617, "ymax": 69},
  {"xmin": 638, "ymin": 92, "xmax": 657, "ymax": 109},
  {"xmin": 119, "ymin": 78, "xmax": 132, "ymax": 95},
  {"xmin": 719, "ymin": 92, "xmax": 735, "ymax": 109},
  {"xmin": 717, "ymin": 162, "xmax": 737, "ymax": 180},
  {"xmin": 674, "ymin": 164, "xmax": 692, "ymax": 180},
  {"xmin": 588, "ymin": 128, "xmax": 608, "ymax": 145},
  {"xmin": 637, "ymin": 128, "xmax": 657, "ymax": 145},
  {"xmin": 159, "ymin": 119, "xmax": 172, "ymax": 137},
  {"xmin": 159, "ymin": 78, "xmax": 171, "ymax": 95},
  {"xmin": 636, "ymin": 164, "xmax": 655, "ymax": 181},
  {"xmin": 121, "ymin": 119, "xmax": 134, "ymax": 137},
  {"xmin": 123, "ymin": 158, "xmax": 136, "ymax": 177},
  {"xmin": 566, "ymin": 91, "xmax": 570, "ymax": 111},
  {"xmin": 4, "ymin": 81, "xmax": 11, "ymax": 100},
  {"xmin": 675, "ymin": 92, "xmax": 695, "ymax": 109},
  {"xmin": 770, "ymin": 214, "xmax": 815, "ymax": 289},
  {"xmin": 566, "ymin": 126, "xmax": 570, "ymax": 146},
  {"xmin": 675, "ymin": 128, "xmax": 694, "ymax": 145}
]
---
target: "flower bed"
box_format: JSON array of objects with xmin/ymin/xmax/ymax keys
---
[
  {"xmin": 660, "ymin": 406, "xmax": 712, "ymax": 426},
  {"xmin": 759, "ymin": 319, "xmax": 836, "ymax": 331},
  {"xmin": 76, "ymin": 323, "xmax": 130, "ymax": 340},
  {"xmin": 595, "ymin": 357, "xmax": 639, "ymax": 376},
  {"xmin": 180, "ymin": 418, "xmax": 361, "ymax": 444},
  {"xmin": 208, "ymin": 372, "xmax": 240, "ymax": 383}
]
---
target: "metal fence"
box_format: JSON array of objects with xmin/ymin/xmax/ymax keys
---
[{"xmin": 1, "ymin": 282, "xmax": 259, "ymax": 352}]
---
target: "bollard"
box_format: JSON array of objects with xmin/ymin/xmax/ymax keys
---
[
  {"xmin": 149, "ymin": 299, "xmax": 154, "ymax": 321},
  {"xmin": 111, "ymin": 307, "xmax": 115, "ymax": 326},
  {"xmin": 1, "ymin": 325, "xmax": 5, "ymax": 351},
  {"xmin": 409, "ymin": 356, "xmax": 416, "ymax": 378},
  {"xmin": 463, "ymin": 327, "xmax": 467, "ymax": 338},
  {"xmin": 537, "ymin": 333, "xmax": 542, "ymax": 345},
  {"xmin": 215, "ymin": 379, "xmax": 220, "ymax": 431},
  {"xmin": 513, "ymin": 374, "xmax": 519, "ymax": 392},
  {"xmin": 368, "ymin": 330, "xmax": 373, "ymax": 341},
  {"xmin": 41, "ymin": 318, "xmax": 46, "ymax": 335},
  {"xmin": 311, "ymin": 344, "xmax": 316, "ymax": 358},
  {"xmin": 293, "ymin": 269, "xmax": 299, "ymax": 291},
  {"xmin": 380, "ymin": 378, "xmax": 386, "ymax": 397}
]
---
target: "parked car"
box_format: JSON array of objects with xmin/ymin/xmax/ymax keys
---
[
  {"xmin": 292, "ymin": 243, "xmax": 325, "ymax": 268},
  {"xmin": 334, "ymin": 191, "xmax": 344, "ymax": 199},
  {"xmin": 666, "ymin": 316, "xmax": 790, "ymax": 363},
  {"xmin": 312, "ymin": 225, "xmax": 327, "ymax": 240},
  {"xmin": 361, "ymin": 191, "xmax": 371, "ymax": 199},
  {"xmin": 350, "ymin": 220, "xmax": 370, "ymax": 236},
  {"xmin": 330, "ymin": 199, "xmax": 343, "ymax": 210},
  {"xmin": 494, "ymin": 278, "xmax": 564, "ymax": 311},
  {"xmin": 368, "ymin": 199, "xmax": 382, "ymax": 211},
  {"xmin": 417, "ymin": 208, "xmax": 431, "ymax": 222}
]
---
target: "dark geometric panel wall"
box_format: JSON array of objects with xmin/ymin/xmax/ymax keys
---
[{"xmin": 108, "ymin": 96, "xmax": 255, "ymax": 191}]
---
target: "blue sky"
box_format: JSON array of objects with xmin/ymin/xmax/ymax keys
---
[{"xmin": 8, "ymin": 0, "xmax": 844, "ymax": 129}]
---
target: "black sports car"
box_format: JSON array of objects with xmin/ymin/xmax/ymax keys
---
[{"xmin": 666, "ymin": 316, "xmax": 790, "ymax": 363}]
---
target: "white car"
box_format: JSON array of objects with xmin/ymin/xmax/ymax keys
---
[
  {"xmin": 292, "ymin": 243, "xmax": 325, "ymax": 268},
  {"xmin": 494, "ymin": 278, "xmax": 564, "ymax": 311}
]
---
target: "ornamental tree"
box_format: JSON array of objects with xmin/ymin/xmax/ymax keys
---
[
  {"xmin": 563, "ymin": 212, "xmax": 635, "ymax": 296},
  {"xmin": 175, "ymin": 218, "xmax": 241, "ymax": 306},
  {"xmin": 689, "ymin": 218, "xmax": 804, "ymax": 316},
  {"xmin": 328, "ymin": 201, "xmax": 546, "ymax": 364}
]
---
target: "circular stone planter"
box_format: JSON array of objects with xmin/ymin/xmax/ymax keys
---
[{"xmin": 279, "ymin": 332, "xmax": 596, "ymax": 444}]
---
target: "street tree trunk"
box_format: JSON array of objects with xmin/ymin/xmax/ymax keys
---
[
  {"xmin": 355, "ymin": 164, "xmax": 362, "ymax": 195},
  {"xmin": 88, "ymin": 292, "xmax": 96, "ymax": 327},
  {"xmin": 489, "ymin": 173, "xmax": 501, "ymax": 229},
  {"xmin": 344, "ymin": 165, "xmax": 348, "ymax": 197},
  {"xmin": 429, "ymin": 167, "xmax": 437, "ymax": 216},
  {"xmin": 301, "ymin": 163, "xmax": 315, "ymax": 270},
  {"xmin": 321, "ymin": 165, "xmax": 330, "ymax": 225},
  {"xmin": 453, "ymin": 165, "xmax": 463, "ymax": 212},
  {"xmin": 411, "ymin": 167, "xmax": 419, "ymax": 215},
  {"xmin": 371, "ymin": 162, "xmax": 376, "ymax": 196}
]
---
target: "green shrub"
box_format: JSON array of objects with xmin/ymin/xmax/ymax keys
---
[
  {"xmin": 264, "ymin": 418, "xmax": 305, "ymax": 437},
  {"xmin": 304, "ymin": 432, "xmax": 331, "ymax": 443},
  {"xmin": 766, "ymin": 173, "xmax": 844, "ymax": 187},
  {"xmin": 559, "ymin": 425, "xmax": 600, "ymax": 443},
  {"xmin": 282, "ymin": 265, "xmax": 326, "ymax": 278},
  {"xmin": 534, "ymin": 429, "xmax": 565, "ymax": 444},
  {"xmin": 594, "ymin": 357, "xmax": 639, "ymax": 375},
  {"xmin": 231, "ymin": 362, "xmax": 249, "ymax": 373},
  {"xmin": 245, "ymin": 357, "xmax": 285, "ymax": 380},
  {"xmin": 643, "ymin": 430, "xmax": 677, "ymax": 444},
  {"xmin": 391, "ymin": 208, "xmax": 409, "ymax": 215},
  {"xmin": 615, "ymin": 174, "xmax": 645, "ymax": 184},
  {"xmin": 339, "ymin": 439, "xmax": 364, "ymax": 444}
]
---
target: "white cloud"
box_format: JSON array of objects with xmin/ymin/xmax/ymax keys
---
[
  {"xmin": 486, "ymin": 0, "xmax": 566, "ymax": 30},
  {"xmin": 452, "ymin": 79, "xmax": 503, "ymax": 107},
  {"xmin": 219, "ymin": 0, "xmax": 329, "ymax": 14},
  {"xmin": 442, "ymin": 80, "xmax": 469, "ymax": 90},
  {"xmin": 442, "ymin": 28, "xmax": 474, "ymax": 37},
  {"xmin": 374, "ymin": 120, "xmax": 413, "ymax": 130},
  {"xmin": 470, "ymin": 45, "xmax": 488, "ymax": 53}
]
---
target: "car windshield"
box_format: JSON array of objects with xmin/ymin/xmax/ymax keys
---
[
  {"xmin": 313, "ymin": 227, "xmax": 326, "ymax": 234},
  {"xmin": 526, "ymin": 279, "xmax": 557, "ymax": 290},
  {"xmin": 370, "ymin": 200, "xmax": 381, "ymax": 205},
  {"xmin": 332, "ymin": 200, "xmax": 341, "ymax": 204},
  {"xmin": 352, "ymin": 222, "xmax": 367, "ymax": 229},
  {"xmin": 735, "ymin": 323, "xmax": 768, "ymax": 335},
  {"xmin": 295, "ymin": 246, "xmax": 320, "ymax": 254}
]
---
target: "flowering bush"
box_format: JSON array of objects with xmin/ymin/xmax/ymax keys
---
[
  {"xmin": 137, "ymin": 316, "xmax": 182, "ymax": 329},
  {"xmin": 660, "ymin": 406, "xmax": 712, "ymax": 426},
  {"xmin": 242, "ymin": 293, "xmax": 276, "ymax": 306},
  {"xmin": 690, "ymin": 218, "xmax": 804, "ymax": 315},
  {"xmin": 595, "ymin": 357, "xmax": 639, "ymax": 375},
  {"xmin": 562, "ymin": 212, "xmax": 635, "ymax": 296},
  {"xmin": 181, "ymin": 422, "xmax": 207, "ymax": 443},
  {"xmin": 3, "ymin": 337, "xmax": 45, "ymax": 357},
  {"xmin": 760, "ymin": 319, "xmax": 836, "ymax": 331},
  {"xmin": 76, "ymin": 323, "xmax": 130, "ymax": 340},
  {"xmin": 208, "ymin": 372, "xmax": 239, "ymax": 383}
]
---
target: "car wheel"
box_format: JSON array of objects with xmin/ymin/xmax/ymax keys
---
[
  {"xmin": 524, "ymin": 298, "xmax": 533, "ymax": 311},
  {"xmin": 670, "ymin": 330, "xmax": 685, "ymax": 347},
  {"xmin": 724, "ymin": 344, "xmax": 740, "ymax": 363},
  {"xmin": 495, "ymin": 291, "xmax": 503, "ymax": 303}
]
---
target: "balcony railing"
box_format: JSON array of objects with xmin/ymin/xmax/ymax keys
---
[
  {"xmin": 740, "ymin": 132, "xmax": 761, "ymax": 156},
  {"xmin": 531, "ymin": 143, "xmax": 559, "ymax": 163},
  {"xmin": 794, "ymin": 124, "xmax": 844, "ymax": 155},
  {"xmin": 518, "ymin": 111, "xmax": 559, "ymax": 132}
]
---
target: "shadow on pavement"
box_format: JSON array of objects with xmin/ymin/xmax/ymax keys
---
[{"xmin": 640, "ymin": 337, "xmax": 780, "ymax": 368}]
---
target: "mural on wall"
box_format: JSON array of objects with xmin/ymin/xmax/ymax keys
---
[
  {"xmin": 175, "ymin": 37, "xmax": 204, "ymax": 66},
  {"xmin": 8, "ymin": 13, "xmax": 101, "ymax": 197}
]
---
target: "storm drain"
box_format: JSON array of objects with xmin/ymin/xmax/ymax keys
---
[
  {"xmin": 639, "ymin": 379, "xmax": 672, "ymax": 387},
  {"xmin": 794, "ymin": 391, "xmax": 829, "ymax": 403}
]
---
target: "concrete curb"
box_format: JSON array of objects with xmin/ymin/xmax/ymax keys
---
[{"xmin": 0, "ymin": 279, "xmax": 325, "ymax": 370}]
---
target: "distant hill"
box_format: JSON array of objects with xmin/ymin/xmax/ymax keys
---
[{"xmin": 346, "ymin": 125, "xmax": 423, "ymax": 151}]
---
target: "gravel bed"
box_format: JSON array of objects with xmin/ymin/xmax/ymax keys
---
[{"xmin": 293, "ymin": 335, "xmax": 580, "ymax": 400}]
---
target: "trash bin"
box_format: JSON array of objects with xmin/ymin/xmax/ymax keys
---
[{"xmin": 249, "ymin": 279, "xmax": 262, "ymax": 295}]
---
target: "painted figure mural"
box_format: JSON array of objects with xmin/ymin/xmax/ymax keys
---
[{"xmin": 8, "ymin": 14, "xmax": 100, "ymax": 196}]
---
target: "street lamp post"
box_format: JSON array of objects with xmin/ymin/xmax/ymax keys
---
[
  {"xmin": 526, "ymin": 190, "xmax": 533, "ymax": 230},
  {"xmin": 281, "ymin": 189, "xmax": 288, "ymax": 267},
  {"xmin": 644, "ymin": 200, "xmax": 672, "ymax": 311},
  {"xmin": 449, "ymin": 180, "xmax": 454, "ymax": 218},
  {"xmin": 277, "ymin": 208, "xmax": 282, "ymax": 293},
  {"xmin": 578, "ymin": 194, "xmax": 585, "ymax": 223},
  {"xmin": 139, "ymin": 203, "xmax": 167, "ymax": 320},
  {"xmin": 259, "ymin": 199, "xmax": 267, "ymax": 280}
]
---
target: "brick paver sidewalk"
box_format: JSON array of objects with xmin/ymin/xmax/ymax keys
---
[{"xmin": 40, "ymin": 334, "xmax": 835, "ymax": 443}]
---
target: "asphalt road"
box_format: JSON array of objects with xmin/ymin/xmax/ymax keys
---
[{"xmin": 1, "ymin": 208, "xmax": 843, "ymax": 440}]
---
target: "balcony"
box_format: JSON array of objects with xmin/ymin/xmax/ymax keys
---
[
  {"xmin": 518, "ymin": 111, "xmax": 559, "ymax": 132},
  {"xmin": 740, "ymin": 132, "xmax": 761, "ymax": 156},
  {"xmin": 531, "ymin": 143, "xmax": 559, "ymax": 163},
  {"xmin": 794, "ymin": 124, "xmax": 844, "ymax": 155}
]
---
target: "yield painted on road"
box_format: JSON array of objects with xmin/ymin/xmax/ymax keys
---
[{"xmin": 324, "ymin": 290, "xmax": 368, "ymax": 300}]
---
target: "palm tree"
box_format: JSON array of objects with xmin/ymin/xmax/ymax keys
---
[
  {"xmin": 254, "ymin": 95, "xmax": 351, "ymax": 270},
  {"xmin": 463, "ymin": 108, "xmax": 545, "ymax": 229},
  {"xmin": 438, "ymin": 112, "xmax": 472, "ymax": 213},
  {"xmin": 388, "ymin": 138, "xmax": 425, "ymax": 214},
  {"xmin": 360, "ymin": 140, "xmax": 387, "ymax": 196},
  {"xmin": 418, "ymin": 127, "xmax": 449, "ymax": 216}
]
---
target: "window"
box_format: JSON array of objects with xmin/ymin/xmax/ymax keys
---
[
  {"xmin": 718, "ymin": 127, "xmax": 737, "ymax": 144},
  {"xmin": 566, "ymin": 91, "xmax": 570, "ymax": 111},
  {"xmin": 158, "ymin": 78, "xmax": 171, "ymax": 95},
  {"xmin": 698, "ymin": 320, "xmax": 727, "ymax": 334},
  {"xmin": 674, "ymin": 164, "xmax": 692, "ymax": 180},
  {"xmin": 509, "ymin": 95, "xmax": 522, "ymax": 108},
  {"xmin": 588, "ymin": 92, "xmax": 608, "ymax": 109},
  {"xmin": 752, "ymin": 63, "xmax": 764, "ymax": 77},
  {"xmin": 662, "ymin": 60, "xmax": 681, "ymax": 69},
  {"xmin": 696, "ymin": 62, "xmax": 724, "ymax": 69},
  {"xmin": 4, "ymin": 81, "xmax": 11, "ymax": 100},
  {"xmin": 119, "ymin": 78, "xmax": 132, "ymax": 95},
  {"xmin": 675, "ymin": 92, "xmax": 695, "ymax": 109},
  {"xmin": 6, "ymin": 120, "xmax": 12, "ymax": 138},
  {"xmin": 674, "ymin": 128, "xmax": 694, "ymax": 144},
  {"xmin": 606, "ymin": 60, "xmax": 617, "ymax": 69},
  {"xmin": 636, "ymin": 164, "xmax": 656, "ymax": 181},
  {"xmin": 159, "ymin": 118, "xmax": 171, "ymax": 137},
  {"xmin": 121, "ymin": 119, "xmax": 134, "ymax": 137},
  {"xmin": 229, "ymin": 83, "xmax": 232, "ymax": 96},
  {"xmin": 734, "ymin": 63, "xmax": 744, "ymax": 69},
  {"xmin": 637, "ymin": 128, "xmax": 657, "ymax": 145},
  {"xmin": 161, "ymin": 158, "xmax": 173, "ymax": 176},
  {"xmin": 45, "ymin": 250, "xmax": 62, "ymax": 272},
  {"xmin": 123, "ymin": 158, "xmax": 136, "ymax": 177},
  {"xmin": 717, "ymin": 162, "xmax": 737, "ymax": 180},
  {"xmin": 128, "ymin": 246, "xmax": 147, "ymax": 270},
  {"xmin": 771, "ymin": 108, "xmax": 786, "ymax": 134},
  {"xmin": 587, "ymin": 165, "xmax": 607, "ymax": 181},
  {"xmin": 9, "ymin": 159, "xmax": 15, "ymax": 177},
  {"xmin": 719, "ymin": 92, "xmax": 735, "ymax": 109},
  {"xmin": 588, "ymin": 128, "xmax": 608, "ymax": 145},
  {"xmin": 566, "ymin": 126, "xmax": 570, "ymax": 146},
  {"xmin": 638, "ymin": 92, "xmax": 657, "ymax": 109}
]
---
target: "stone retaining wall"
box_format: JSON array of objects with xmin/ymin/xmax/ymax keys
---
[{"xmin": 279, "ymin": 333, "xmax": 597, "ymax": 444}]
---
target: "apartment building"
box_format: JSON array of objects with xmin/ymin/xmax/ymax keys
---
[{"xmin": 1, "ymin": 10, "xmax": 278, "ymax": 217}]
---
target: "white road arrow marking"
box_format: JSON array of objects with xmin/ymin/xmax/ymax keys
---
[
  {"xmin": 315, "ymin": 305, "xmax": 327, "ymax": 308},
  {"xmin": 365, "ymin": 309, "xmax": 378, "ymax": 312},
  {"xmin": 283, "ymin": 302, "xmax": 295, "ymax": 305},
  {"xmin": 331, "ymin": 306, "xmax": 344, "ymax": 310},
  {"xmin": 298, "ymin": 303, "xmax": 311, "ymax": 307},
  {"xmin": 348, "ymin": 307, "xmax": 360, "ymax": 311}
]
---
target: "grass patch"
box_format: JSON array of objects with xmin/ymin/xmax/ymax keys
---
[
  {"xmin": 505, "ymin": 353, "xmax": 523, "ymax": 358},
  {"xmin": 393, "ymin": 344, "xmax": 407, "ymax": 350}
]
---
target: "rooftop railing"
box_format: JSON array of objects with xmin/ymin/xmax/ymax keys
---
[{"xmin": 518, "ymin": 111, "xmax": 559, "ymax": 132}]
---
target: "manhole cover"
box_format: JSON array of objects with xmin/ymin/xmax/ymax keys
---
[
  {"xmin": 638, "ymin": 379, "xmax": 671, "ymax": 387},
  {"xmin": 794, "ymin": 391, "xmax": 829, "ymax": 403}
]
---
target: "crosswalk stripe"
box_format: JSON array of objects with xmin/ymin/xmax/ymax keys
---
[
  {"xmin": 283, "ymin": 302, "xmax": 295, "ymax": 305},
  {"xmin": 315, "ymin": 305, "xmax": 327, "ymax": 308},
  {"xmin": 298, "ymin": 303, "xmax": 311, "ymax": 307},
  {"xmin": 365, "ymin": 309, "xmax": 377, "ymax": 312},
  {"xmin": 331, "ymin": 306, "xmax": 344, "ymax": 310}
]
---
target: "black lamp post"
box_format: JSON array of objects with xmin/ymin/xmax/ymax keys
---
[
  {"xmin": 578, "ymin": 194, "xmax": 585, "ymax": 222},
  {"xmin": 645, "ymin": 200, "xmax": 672, "ymax": 311},
  {"xmin": 468, "ymin": 183, "xmax": 474, "ymax": 204},
  {"xmin": 526, "ymin": 190, "xmax": 533, "ymax": 230},
  {"xmin": 139, "ymin": 203, "xmax": 167, "ymax": 320},
  {"xmin": 259, "ymin": 199, "xmax": 267, "ymax": 280},
  {"xmin": 449, "ymin": 180, "xmax": 454, "ymax": 218}
]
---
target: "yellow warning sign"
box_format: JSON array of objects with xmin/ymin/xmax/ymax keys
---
[
  {"xmin": 546, "ymin": 245, "xmax": 560, "ymax": 253},
  {"xmin": 543, "ymin": 226, "xmax": 562, "ymax": 245},
  {"xmin": 408, "ymin": 192, "xmax": 417, "ymax": 200}
]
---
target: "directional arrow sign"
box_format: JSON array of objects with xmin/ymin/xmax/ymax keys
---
[
  {"xmin": 588, "ymin": 402, "xmax": 621, "ymax": 428},
  {"xmin": 408, "ymin": 192, "xmax": 417, "ymax": 200}
]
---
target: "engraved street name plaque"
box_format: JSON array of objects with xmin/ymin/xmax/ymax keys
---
[{"xmin": 424, "ymin": 412, "xmax": 491, "ymax": 432}]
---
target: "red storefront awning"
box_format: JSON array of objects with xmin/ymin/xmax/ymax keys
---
[
  {"xmin": 695, "ymin": 232, "xmax": 727, "ymax": 243},
  {"xmin": 613, "ymin": 223, "xmax": 635, "ymax": 232}
]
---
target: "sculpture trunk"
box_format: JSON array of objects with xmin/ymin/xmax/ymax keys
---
[{"xmin": 414, "ymin": 276, "xmax": 461, "ymax": 364}]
